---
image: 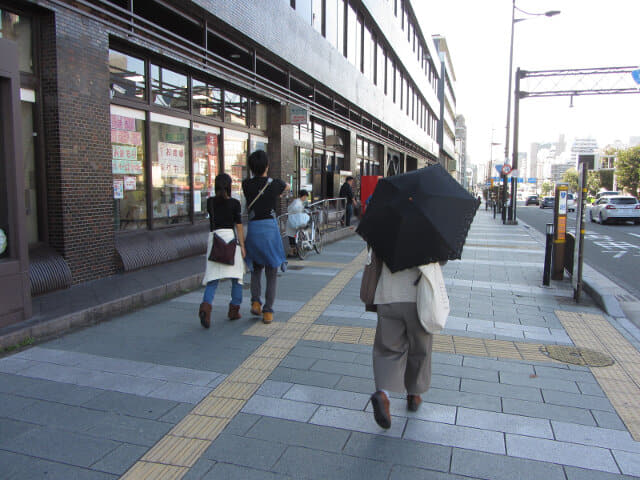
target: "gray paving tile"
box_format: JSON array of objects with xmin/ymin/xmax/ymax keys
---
[
  {"xmin": 13, "ymin": 346, "xmax": 81, "ymax": 365},
  {"xmin": 90, "ymin": 443, "xmax": 147, "ymax": 475},
  {"xmin": 86, "ymin": 414, "xmax": 173, "ymax": 447},
  {"xmin": 84, "ymin": 391, "xmax": 178, "ymax": 419},
  {"xmin": 578, "ymin": 381, "xmax": 606, "ymax": 397},
  {"xmin": 141, "ymin": 364, "xmax": 221, "ymax": 386},
  {"xmin": 564, "ymin": 466, "xmax": 640, "ymax": 480},
  {"xmin": 451, "ymin": 448, "xmax": 566, "ymax": 480},
  {"xmin": 147, "ymin": 382, "xmax": 211, "ymax": 404},
  {"xmin": 183, "ymin": 458, "xmax": 217, "ymax": 480},
  {"xmin": 8, "ymin": 398, "xmax": 109, "ymax": 432},
  {"xmin": 389, "ymin": 464, "xmax": 473, "ymax": 480},
  {"xmin": 0, "ymin": 357, "xmax": 38, "ymax": 374},
  {"xmin": 456, "ymin": 407, "xmax": 553, "ymax": 438},
  {"xmin": 0, "ymin": 417, "xmax": 39, "ymax": 443},
  {"xmin": 551, "ymin": 421, "xmax": 640, "ymax": 453},
  {"xmin": 344, "ymin": 431, "xmax": 451, "ymax": 472},
  {"xmin": 309, "ymin": 405, "xmax": 406, "ymax": 438},
  {"xmin": 246, "ymin": 416, "xmax": 350, "ymax": 452},
  {"xmin": 461, "ymin": 378, "xmax": 543, "ymax": 402},
  {"xmin": 462, "ymin": 356, "xmax": 535, "ymax": 374},
  {"xmin": 424, "ymin": 387, "xmax": 502, "ymax": 412},
  {"xmin": 404, "ymin": 418, "xmax": 506, "ymax": 454},
  {"xmin": 431, "ymin": 374, "xmax": 462, "ymax": 391},
  {"xmin": 502, "ymin": 398, "xmax": 597, "ymax": 426},
  {"xmin": 73, "ymin": 354, "xmax": 155, "ymax": 377},
  {"xmin": 268, "ymin": 367, "xmax": 340, "ymax": 388},
  {"xmin": 534, "ymin": 365, "xmax": 598, "ymax": 383},
  {"xmin": 364, "ymin": 396, "xmax": 457, "ymax": 424},
  {"xmin": 273, "ymin": 445, "xmax": 391, "ymax": 480},
  {"xmin": 202, "ymin": 462, "xmax": 290, "ymax": 480},
  {"xmin": 591, "ymin": 410, "xmax": 627, "ymax": 430},
  {"xmin": 0, "ymin": 426, "xmax": 120, "ymax": 468},
  {"xmin": 542, "ymin": 389, "xmax": 614, "ymax": 412},
  {"xmin": 0, "ymin": 391, "xmax": 38, "ymax": 418},
  {"xmin": 222, "ymin": 413, "xmax": 261, "ymax": 436},
  {"xmin": 283, "ymin": 384, "xmax": 370, "ymax": 410},
  {"xmin": 203, "ymin": 433, "xmax": 286, "ymax": 470},
  {"xmin": 435, "ymin": 363, "xmax": 499, "ymax": 382},
  {"xmin": 241, "ymin": 395, "xmax": 318, "ymax": 422},
  {"xmin": 333, "ymin": 375, "xmax": 376, "ymax": 395},
  {"xmin": 432, "ymin": 352, "xmax": 464, "ymax": 366},
  {"xmin": 310, "ymin": 359, "xmax": 373, "ymax": 378},
  {"xmin": 158, "ymin": 403, "xmax": 193, "ymax": 423},
  {"xmin": 256, "ymin": 380, "xmax": 293, "ymax": 398},
  {"xmin": 499, "ymin": 371, "xmax": 580, "ymax": 393},
  {"xmin": 506, "ymin": 434, "xmax": 619, "ymax": 473},
  {"xmin": 279, "ymin": 355, "xmax": 317, "ymax": 370},
  {"xmin": 0, "ymin": 450, "xmax": 117, "ymax": 480}
]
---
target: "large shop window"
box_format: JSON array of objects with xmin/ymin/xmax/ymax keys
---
[
  {"xmin": 151, "ymin": 64, "xmax": 188, "ymax": 110},
  {"xmin": 192, "ymin": 123, "xmax": 220, "ymax": 219},
  {"xmin": 20, "ymin": 89, "xmax": 38, "ymax": 243},
  {"xmin": 111, "ymin": 106, "xmax": 146, "ymax": 231},
  {"xmin": 109, "ymin": 50, "xmax": 146, "ymax": 100},
  {"xmin": 0, "ymin": 10, "xmax": 32, "ymax": 73},
  {"xmin": 192, "ymin": 79, "xmax": 221, "ymax": 119},
  {"xmin": 224, "ymin": 91, "xmax": 247, "ymax": 125},
  {"xmin": 224, "ymin": 130, "xmax": 248, "ymax": 204},
  {"xmin": 250, "ymin": 135, "xmax": 269, "ymax": 154},
  {"xmin": 150, "ymin": 113, "xmax": 190, "ymax": 226}
]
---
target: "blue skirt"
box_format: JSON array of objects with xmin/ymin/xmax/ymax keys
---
[{"xmin": 245, "ymin": 218, "xmax": 287, "ymax": 271}]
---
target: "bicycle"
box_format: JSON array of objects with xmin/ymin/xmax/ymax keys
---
[{"xmin": 294, "ymin": 208, "xmax": 323, "ymax": 260}]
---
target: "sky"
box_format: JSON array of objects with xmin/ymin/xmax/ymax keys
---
[{"xmin": 413, "ymin": 0, "xmax": 640, "ymax": 171}]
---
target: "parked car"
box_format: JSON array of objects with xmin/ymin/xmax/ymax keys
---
[
  {"xmin": 595, "ymin": 190, "xmax": 619, "ymax": 201},
  {"xmin": 540, "ymin": 196, "xmax": 555, "ymax": 209},
  {"xmin": 567, "ymin": 193, "xmax": 576, "ymax": 212},
  {"xmin": 590, "ymin": 196, "xmax": 640, "ymax": 224},
  {"xmin": 525, "ymin": 195, "xmax": 539, "ymax": 206}
]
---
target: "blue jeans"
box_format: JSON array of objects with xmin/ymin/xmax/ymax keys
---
[
  {"xmin": 345, "ymin": 203, "xmax": 353, "ymax": 226},
  {"xmin": 202, "ymin": 279, "xmax": 242, "ymax": 306}
]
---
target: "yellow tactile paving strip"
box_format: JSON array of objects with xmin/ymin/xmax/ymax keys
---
[
  {"xmin": 120, "ymin": 249, "xmax": 368, "ymax": 479},
  {"xmin": 556, "ymin": 310, "xmax": 640, "ymax": 441},
  {"xmin": 245, "ymin": 323, "xmax": 557, "ymax": 363}
]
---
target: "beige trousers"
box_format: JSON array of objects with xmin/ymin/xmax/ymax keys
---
[{"xmin": 373, "ymin": 302, "xmax": 433, "ymax": 394}]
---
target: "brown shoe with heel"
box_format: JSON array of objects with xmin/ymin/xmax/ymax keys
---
[
  {"xmin": 199, "ymin": 302, "xmax": 212, "ymax": 329},
  {"xmin": 370, "ymin": 390, "xmax": 391, "ymax": 429},
  {"xmin": 228, "ymin": 304, "xmax": 241, "ymax": 320}
]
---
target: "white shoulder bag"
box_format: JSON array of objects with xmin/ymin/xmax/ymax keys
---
[{"xmin": 416, "ymin": 262, "xmax": 450, "ymax": 334}]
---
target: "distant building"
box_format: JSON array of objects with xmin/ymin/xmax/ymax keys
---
[
  {"xmin": 570, "ymin": 137, "xmax": 598, "ymax": 168},
  {"xmin": 455, "ymin": 115, "xmax": 467, "ymax": 187},
  {"xmin": 433, "ymin": 35, "xmax": 458, "ymax": 181}
]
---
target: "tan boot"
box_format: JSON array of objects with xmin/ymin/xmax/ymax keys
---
[
  {"xmin": 250, "ymin": 302, "xmax": 262, "ymax": 316},
  {"xmin": 199, "ymin": 302, "xmax": 212, "ymax": 329},
  {"xmin": 262, "ymin": 312, "xmax": 274, "ymax": 324},
  {"xmin": 228, "ymin": 304, "xmax": 241, "ymax": 320}
]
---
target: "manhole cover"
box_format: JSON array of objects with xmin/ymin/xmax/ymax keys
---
[{"xmin": 540, "ymin": 345, "xmax": 614, "ymax": 367}]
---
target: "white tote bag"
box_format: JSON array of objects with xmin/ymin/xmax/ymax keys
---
[{"xmin": 416, "ymin": 262, "xmax": 450, "ymax": 334}]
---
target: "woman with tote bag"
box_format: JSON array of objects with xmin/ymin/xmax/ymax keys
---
[{"xmin": 198, "ymin": 174, "xmax": 246, "ymax": 329}]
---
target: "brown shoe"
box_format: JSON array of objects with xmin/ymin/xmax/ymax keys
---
[
  {"xmin": 199, "ymin": 302, "xmax": 212, "ymax": 329},
  {"xmin": 407, "ymin": 394, "xmax": 422, "ymax": 412},
  {"xmin": 370, "ymin": 391, "xmax": 391, "ymax": 429},
  {"xmin": 228, "ymin": 304, "xmax": 241, "ymax": 320},
  {"xmin": 262, "ymin": 312, "xmax": 273, "ymax": 324},
  {"xmin": 250, "ymin": 301, "xmax": 262, "ymax": 316}
]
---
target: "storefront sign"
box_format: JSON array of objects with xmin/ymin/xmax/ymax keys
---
[
  {"xmin": 110, "ymin": 114, "xmax": 136, "ymax": 131},
  {"xmin": 124, "ymin": 176, "xmax": 137, "ymax": 191},
  {"xmin": 113, "ymin": 179, "xmax": 124, "ymax": 199},
  {"xmin": 112, "ymin": 160, "xmax": 143, "ymax": 175},
  {"xmin": 287, "ymin": 105, "xmax": 308, "ymax": 125},
  {"xmin": 111, "ymin": 129, "xmax": 142, "ymax": 146},
  {"xmin": 112, "ymin": 144, "xmax": 138, "ymax": 161},
  {"xmin": 158, "ymin": 142, "xmax": 185, "ymax": 177}
]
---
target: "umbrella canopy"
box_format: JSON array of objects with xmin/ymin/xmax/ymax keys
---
[{"xmin": 356, "ymin": 164, "xmax": 478, "ymax": 272}]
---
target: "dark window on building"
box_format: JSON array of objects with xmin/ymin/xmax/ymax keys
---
[
  {"xmin": 256, "ymin": 57, "xmax": 288, "ymax": 88},
  {"xmin": 133, "ymin": 0, "xmax": 202, "ymax": 46},
  {"xmin": 207, "ymin": 31, "xmax": 252, "ymax": 71},
  {"xmin": 291, "ymin": 77, "xmax": 313, "ymax": 100},
  {"xmin": 151, "ymin": 64, "xmax": 188, "ymax": 110},
  {"xmin": 109, "ymin": 50, "xmax": 146, "ymax": 100}
]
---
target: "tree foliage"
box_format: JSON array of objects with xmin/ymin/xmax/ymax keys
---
[
  {"xmin": 599, "ymin": 170, "xmax": 614, "ymax": 191},
  {"xmin": 615, "ymin": 146, "xmax": 640, "ymax": 196},
  {"xmin": 586, "ymin": 170, "xmax": 600, "ymax": 197},
  {"xmin": 541, "ymin": 181, "xmax": 553, "ymax": 196},
  {"xmin": 561, "ymin": 168, "xmax": 579, "ymax": 192}
]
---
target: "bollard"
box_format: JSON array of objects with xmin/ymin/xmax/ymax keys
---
[
  {"xmin": 493, "ymin": 201, "xmax": 497, "ymax": 219},
  {"xmin": 543, "ymin": 223, "xmax": 553, "ymax": 286}
]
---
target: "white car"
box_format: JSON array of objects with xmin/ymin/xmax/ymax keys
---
[
  {"xmin": 595, "ymin": 190, "xmax": 619, "ymax": 200},
  {"xmin": 590, "ymin": 195, "xmax": 640, "ymax": 224}
]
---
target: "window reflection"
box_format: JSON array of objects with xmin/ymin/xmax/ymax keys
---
[
  {"xmin": 224, "ymin": 130, "xmax": 248, "ymax": 205},
  {"xmin": 151, "ymin": 65, "xmax": 188, "ymax": 110},
  {"xmin": 109, "ymin": 50, "xmax": 145, "ymax": 100},
  {"xmin": 193, "ymin": 125, "xmax": 220, "ymax": 219},
  {"xmin": 192, "ymin": 79, "xmax": 221, "ymax": 118},
  {"xmin": 0, "ymin": 10, "xmax": 32, "ymax": 73},
  {"xmin": 224, "ymin": 91, "xmax": 247, "ymax": 125}
]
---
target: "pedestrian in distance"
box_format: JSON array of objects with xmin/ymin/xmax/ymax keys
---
[
  {"xmin": 286, "ymin": 189, "xmax": 310, "ymax": 255},
  {"xmin": 242, "ymin": 150, "xmax": 289, "ymax": 324},
  {"xmin": 199, "ymin": 173, "xmax": 246, "ymax": 329},
  {"xmin": 339, "ymin": 176, "xmax": 357, "ymax": 226}
]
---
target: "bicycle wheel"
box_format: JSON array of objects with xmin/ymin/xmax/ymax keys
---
[
  {"xmin": 296, "ymin": 230, "xmax": 309, "ymax": 260},
  {"xmin": 313, "ymin": 224, "xmax": 323, "ymax": 254}
]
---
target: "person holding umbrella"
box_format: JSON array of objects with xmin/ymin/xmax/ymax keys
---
[{"xmin": 358, "ymin": 164, "xmax": 478, "ymax": 429}]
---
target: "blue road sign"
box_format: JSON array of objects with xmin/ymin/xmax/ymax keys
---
[
  {"xmin": 495, "ymin": 165, "xmax": 504, "ymax": 175},
  {"xmin": 632, "ymin": 69, "xmax": 640, "ymax": 85},
  {"xmin": 517, "ymin": 177, "xmax": 524, "ymax": 183},
  {"xmin": 528, "ymin": 177, "xmax": 537, "ymax": 183}
]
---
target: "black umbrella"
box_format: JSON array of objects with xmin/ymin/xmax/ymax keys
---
[{"xmin": 356, "ymin": 164, "xmax": 478, "ymax": 272}]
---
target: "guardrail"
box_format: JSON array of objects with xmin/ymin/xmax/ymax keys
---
[{"xmin": 277, "ymin": 197, "xmax": 347, "ymax": 237}]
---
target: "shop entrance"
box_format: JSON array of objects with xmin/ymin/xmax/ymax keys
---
[{"xmin": 0, "ymin": 39, "xmax": 32, "ymax": 326}]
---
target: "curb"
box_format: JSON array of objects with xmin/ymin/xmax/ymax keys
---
[{"xmin": 0, "ymin": 227, "xmax": 358, "ymax": 351}]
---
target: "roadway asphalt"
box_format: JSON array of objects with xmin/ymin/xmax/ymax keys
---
[{"xmin": 515, "ymin": 202, "xmax": 640, "ymax": 301}]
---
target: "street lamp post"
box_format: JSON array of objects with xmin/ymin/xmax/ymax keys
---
[{"xmin": 504, "ymin": 2, "xmax": 560, "ymax": 224}]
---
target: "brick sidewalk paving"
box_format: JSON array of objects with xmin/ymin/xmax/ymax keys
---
[{"xmin": 1, "ymin": 210, "xmax": 640, "ymax": 479}]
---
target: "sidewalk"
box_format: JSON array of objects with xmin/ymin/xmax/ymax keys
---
[{"xmin": 2, "ymin": 209, "xmax": 640, "ymax": 479}]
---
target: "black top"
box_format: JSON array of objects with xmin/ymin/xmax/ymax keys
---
[
  {"xmin": 207, "ymin": 196, "xmax": 241, "ymax": 231},
  {"xmin": 339, "ymin": 182, "xmax": 354, "ymax": 202},
  {"xmin": 242, "ymin": 177, "xmax": 286, "ymax": 221}
]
